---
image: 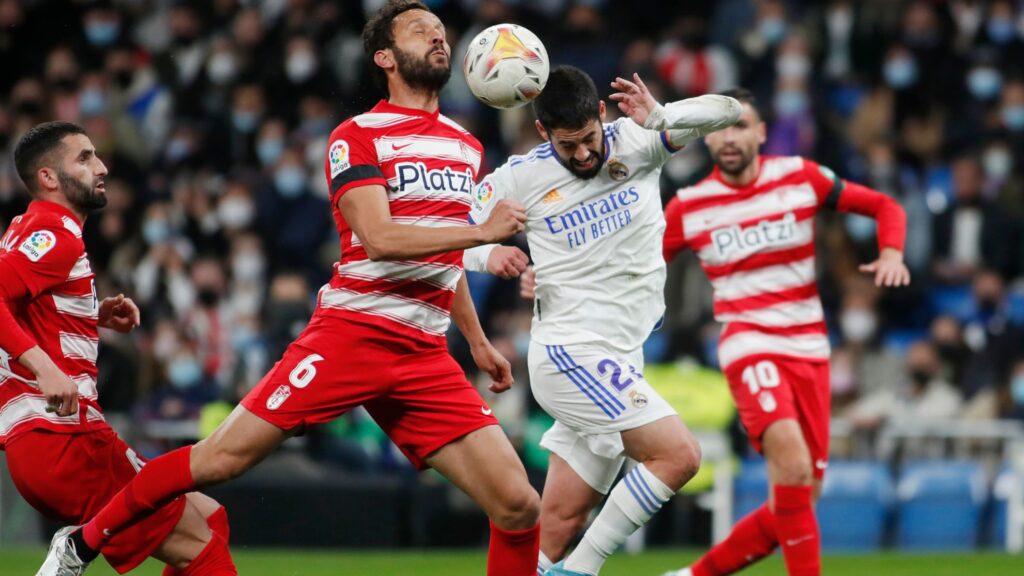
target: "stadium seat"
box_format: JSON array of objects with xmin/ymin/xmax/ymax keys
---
[
  {"xmin": 928, "ymin": 286, "xmax": 974, "ymax": 323},
  {"xmin": 732, "ymin": 457, "xmax": 768, "ymax": 522},
  {"xmin": 881, "ymin": 329, "xmax": 926, "ymax": 355},
  {"xmin": 896, "ymin": 460, "xmax": 986, "ymax": 550},
  {"xmin": 816, "ymin": 461, "xmax": 893, "ymax": 551}
]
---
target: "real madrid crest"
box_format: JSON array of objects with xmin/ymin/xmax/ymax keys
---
[{"xmin": 608, "ymin": 158, "xmax": 629, "ymax": 181}]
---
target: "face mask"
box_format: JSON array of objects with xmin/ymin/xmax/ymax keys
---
[
  {"xmin": 1002, "ymin": 105, "xmax": 1024, "ymax": 131},
  {"xmin": 165, "ymin": 137, "xmax": 192, "ymax": 163},
  {"xmin": 207, "ymin": 53, "xmax": 238, "ymax": 86},
  {"xmin": 275, "ymin": 167, "xmax": 306, "ymax": 198},
  {"xmin": 884, "ymin": 56, "xmax": 918, "ymax": 89},
  {"xmin": 85, "ymin": 20, "xmax": 120, "ymax": 47},
  {"xmin": 218, "ymin": 197, "xmax": 255, "ymax": 229},
  {"xmin": 143, "ymin": 218, "xmax": 171, "ymax": 245},
  {"xmin": 257, "ymin": 138, "xmax": 284, "ymax": 166},
  {"xmin": 286, "ymin": 52, "xmax": 317, "ymax": 83},
  {"xmin": 232, "ymin": 110, "xmax": 259, "ymax": 133},
  {"xmin": 987, "ymin": 18, "xmax": 1017, "ymax": 44},
  {"xmin": 79, "ymin": 88, "xmax": 106, "ymax": 117},
  {"xmin": 776, "ymin": 54, "xmax": 810, "ymax": 80},
  {"xmin": 231, "ymin": 325, "xmax": 258, "ymax": 349},
  {"xmin": 841, "ymin": 309, "xmax": 877, "ymax": 344},
  {"xmin": 967, "ymin": 67, "xmax": 1002, "ymax": 100},
  {"xmin": 846, "ymin": 213, "xmax": 877, "ymax": 242},
  {"xmin": 909, "ymin": 368, "xmax": 932, "ymax": 386},
  {"xmin": 983, "ymin": 148, "xmax": 1013, "ymax": 180},
  {"xmin": 232, "ymin": 252, "xmax": 265, "ymax": 281},
  {"xmin": 759, "ymin": 18, "xmax": 786, "ymax": 45},
  {"xmin": 774, "ymin": 90, "xmax": 808, "ymax": 117},
  {"xmin": 114, "ymin": 70, "xmax": 134, "ymax": 90},
  {"xmin": 168, "ymin": 357, "xmax": 202, "ymax": 390},
  {"xmin": 197, "ymin": 287, "xmax": 221, "ymax": 307},
  {"xmin": 1012, "ymin": 375, "xmax": 1024, "ymax": 405}
]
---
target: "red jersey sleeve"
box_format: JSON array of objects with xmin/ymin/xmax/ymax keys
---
[
  {"xmin": 802, "ymin": 159, "xmax": 906, "ymax": 253},
  {"xmin": 325, "ymin": 123, "xmax": 388, "ymax": 203},
  {"xmin": 663, "ymin": 196, "xmax": 689, "ymax": 262},
  {"xmin": 0, "ymin": 226, "xmax": 81, "ymax": 358}
]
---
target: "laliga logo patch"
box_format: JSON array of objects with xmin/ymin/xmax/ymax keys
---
[
  {"xmin": 19, "ymin": 230, "xmax": 57, "ymax": 262},
  {"xmin": 266, "ymin": 384, "xmax": 292, "ymax": 410},
  {"xmin": 629, "ymin": 390, "xmax": 648, "ymax": 409},
  {"xmin": 607, "ymin": 159, "xmax": 629, "ymax": 181},
  {"xmin": 329, "ymin": 139, "xmax": 350, "ymax": 178},
  {"xmin": 476, "ymin": 180, "xmax": 494, "ymax": 203}
]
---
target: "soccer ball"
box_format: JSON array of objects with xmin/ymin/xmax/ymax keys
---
[{"xmin": 463, "ymin": 24, "xmax": 549, "ymax": 109}]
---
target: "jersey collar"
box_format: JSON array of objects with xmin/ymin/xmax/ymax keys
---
[
  {"xmin": 27, "ymin": 200, "xmax": 83, "ymax": 226},
  {"xmin": 374, "ymin": 99, "xmax": 441, "ymax": 120}
]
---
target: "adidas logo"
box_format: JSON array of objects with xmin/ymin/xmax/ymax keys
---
[{"xmin": 542, "ymin": 188, "xmax": 562, "ymax": 204}]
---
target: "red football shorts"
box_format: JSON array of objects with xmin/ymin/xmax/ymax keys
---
[
  {"xmin": 5, "ymin": 426, "xmax": 187, "ymax": 573},
  {"xmin": 242, "ymin": 311, "xmax": 499, "ymax": 470},
  {"xmin": 724, "ymin": 355, "xmax": 831, "ymax": 480}
]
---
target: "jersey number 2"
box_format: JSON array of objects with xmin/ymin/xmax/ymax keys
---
[{"xmin": 598, "ymin": 359, "xmax": 640, "ymax": 392}]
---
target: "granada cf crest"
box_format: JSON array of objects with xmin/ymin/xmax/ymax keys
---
[{"xmin": 608, "ymin": 159, "xmax": 629, "ymax": 181}]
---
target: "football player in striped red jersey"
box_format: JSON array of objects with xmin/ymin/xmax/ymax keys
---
[
  {"xmin": 40, "ymin": 2, "xmax": 541, "ymax": 575},
  {"xmin": 3, "ymin": 122, "xmax": 236, "ymax": 575},
  {"xmin": 660, "ymin": 89, "xmax": 909, "ymax": 576}
]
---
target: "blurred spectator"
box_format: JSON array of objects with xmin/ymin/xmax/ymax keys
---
[
  {"xmin": 845, "ymin": 340, "xmax": 963, "ymax": 431},
  {"xmin": 654, "ymin": 16, "xmax": 738, "ymax": 98}
]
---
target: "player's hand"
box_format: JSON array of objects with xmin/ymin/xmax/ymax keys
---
[
  {"xmin": 480, "ymin": 200, "xmax": 526, "ymax": 243},
  {"xmin": 610, "ymin": 73, "xmax": 659, "ymax": 128},
  {"xmin": 486, "ymin": 246, "xmax": 529, "ymax": 279},
  {"xmin": 37, "ymin": 367, "xmax": 79, "ymax": 417},
  {"xmin": 859, "ymin": 248, "xmax": 911, "ymax": 288},
  {"xmin": 519, "ymin": 266, "xmax": 536, "ymax": 300},
  {"xmin": 98, "ymin": 293, "xmax": 141, "ymax": 333},
  {"xmin": 472, "ymin": 341, "xmax": 514, "ymax": 393}
]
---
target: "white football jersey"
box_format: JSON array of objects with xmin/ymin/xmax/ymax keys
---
[{"xmin": 470, "ymin": 118, "xmax": 678, "ymax": 353}]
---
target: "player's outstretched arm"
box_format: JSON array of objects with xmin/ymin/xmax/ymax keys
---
[
  {"xmin": 338, "ymin": 185, "xmax": 526, "ymax": 261},
  {"xmin": 464, "ymin": 244, "xmax": 529, "ymax": 279},
  {"xmin": 451, "ymin": 274, "xmax": 514, "ymax": 393},
  {"xmin": 609, "ymin": 73, "xmax": 741, "ymax": 139}
]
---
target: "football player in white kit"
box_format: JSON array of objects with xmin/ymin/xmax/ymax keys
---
[{"xmin": 465, "ymin": 66, "xmax": 741, "ymax": 576}]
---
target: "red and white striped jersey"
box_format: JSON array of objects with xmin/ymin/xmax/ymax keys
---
[
  {"xmin": 320, "ymin": 100, "xmax": 483, "ymax": 346},
  {"xmin": 0, "ymin": 201, "xmax": 104, "ymax": 448},
  {"xmin": 663, "ymin": 156, "xmax": 905, "ymax": 369}
]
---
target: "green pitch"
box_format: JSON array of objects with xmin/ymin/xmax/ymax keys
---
[{"xmin": 0, "ymin": 548, "xmax": 1018, "ymax": 575}]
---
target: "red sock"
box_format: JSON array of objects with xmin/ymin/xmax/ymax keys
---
[
  {"xmin": 772, "ymin": 485, "xmax": 820, "ymax": 576},
  {"xmin": 161, "ymin": 531, "xmax": 237, "ymax": 576},
  {"xmin": 487, "ymin": 521, "xmax": 540, "ymax": 576},
  {"xmin": 691, "ymin": 503, "xmax": 777, "ymax": 576},
  {"xmin": 83, "ymin": 446, "xmax": 196, "ymax": 551}
]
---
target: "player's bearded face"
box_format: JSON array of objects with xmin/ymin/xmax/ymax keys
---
[
  {"xmin": 392, "ymin": 43, "xmax": 451, "ymax": 94},
  {"xmin": 550, "ymin": 122, "xmax": 605, "ymax": 180},
  {"xmin": 706, "ymin": 104, "xmax": 762, "ymax": 176},
  {"xmin": 58, "ymin": 168, "xmax": 107, "ymax": 212}
]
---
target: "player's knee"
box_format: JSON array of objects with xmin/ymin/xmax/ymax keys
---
[
  {"xmin": 492, "ymin": 485, "xmax": 540, "ymax": 530},
  {"xmin": 194, "ymin": 450, "xmax": 250, "ymax": 485},
  {"xmin": 647, "ymin": 434, "xmax": 702, "ymax": 490},
  {"xmin": 774, "ymin": 453, "xmax": 813, "ymax": 486}
]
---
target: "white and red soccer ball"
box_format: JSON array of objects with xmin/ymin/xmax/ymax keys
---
[{"xmin": 463, "ymin": 24, "xmax": 549, "ymax": 109}]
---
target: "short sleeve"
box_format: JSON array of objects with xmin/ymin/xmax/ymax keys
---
[
  {"xmin": 468, "ymin": 161, "xmax": 516, "ymax": 225},
  {"xmin": 802, "ymin": 159, "xmax": 845, "ymax": 208},
  {"xmin": 325, "ymin": 125, "xmax": 387, "ymax": 203},
  {"xmin": 0, "ymin": 226, "xmax": 82, "ymax": 298}
]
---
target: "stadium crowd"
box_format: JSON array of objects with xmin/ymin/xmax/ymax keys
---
[{"xmin": 1, "ymin": 0, "xmax": 1023, "ymax": 471}]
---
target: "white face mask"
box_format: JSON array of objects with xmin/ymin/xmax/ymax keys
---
[
  {"xmin": 982, "ymin": 147, "xmax": 1013, "ymax": 180},
  {"xmin": 286, "ymin": 51, "xmax": 317, "ymax": 83},
  {"xmin": 776, "ymin": 54, "xmax": 811, "ymax": 80},
  {"xmin": 207, "ymin": 53, "xmax": 238, "ymax": 85},
  {"xmin": 841, "ymin": 309, "xmax": 877, "ymax": 344},
  {"xmin": 218, "ymin": 197, "xmax": 255, "ymax": 229}
]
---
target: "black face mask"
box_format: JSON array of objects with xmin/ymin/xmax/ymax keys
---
[
  {"xmin": 16, "ymin": 100, "xmax": 42, "ymax": 116},
  {"xmin": 267, "ymin": 302, "xmax": 310, "ymax": 335},
  {"xmin": 197, "ymin": 288, "xmax": 221, "ymax": 307},
  {"xmin": 53, "ymin": 77, "xmax": 79, "ymax": 92},
  {"xmin": 114, "ymin": 70, "xmax": 134, "ymax": 90},
  {"xmin": 910, "ymin": 369, "xmax": 932, "ymax": 386}
]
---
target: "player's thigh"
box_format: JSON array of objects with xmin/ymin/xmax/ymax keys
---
[
  {"xmin": 190, "ymin": 404, "xmax": 290, "ymax": 485},
  {"xmin": 620, "ymin": 414, "xmax": 700, "ymax": 470},
  {"xmin": 724, "ymin": 356, "xmax": 801, "ymax": 453},
  {"xmin": 425, "ymin": 424, "xmax": 539, "ymax": 529},
  {"xmin": 150, "ymin": 493, "xmax": 214, "ymax": 570}
]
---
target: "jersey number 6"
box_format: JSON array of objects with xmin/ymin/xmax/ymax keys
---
[{"xmin": 289, "ymin": 354, "xmax": 324, "ymax": 389}]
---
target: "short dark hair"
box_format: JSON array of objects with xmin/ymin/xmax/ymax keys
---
[
  {"xmin": 532, "ymin": 65, "xmax": 600, "ymax": 131},
  {"xmin": 361, "ymin": 0, "xmax": 430, "ymax": 96},
  {"xmin": 13, "ymin": 121, "xmax": 87, "ymax": 195},
  {"xmin": 719, "ymin": 88, "xmax": 759, "ymax": 117}
]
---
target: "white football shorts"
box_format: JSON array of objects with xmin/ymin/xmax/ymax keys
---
[{"xmin": 528, "ymin": 340, "xmax": 677, "ymax": 493}]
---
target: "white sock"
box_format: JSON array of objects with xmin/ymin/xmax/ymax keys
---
[
  {"xmin": 538, "ymin": 550, "xmax": 554, "ymax": 575},
  {"xmin": 564, "ymin": 464, "xmax": 674, "ymax": 575}
]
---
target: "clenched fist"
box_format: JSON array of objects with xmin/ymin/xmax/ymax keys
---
[{"xmin": 480, "ymin": 200, "xmax": 527, "ymax": 243}]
